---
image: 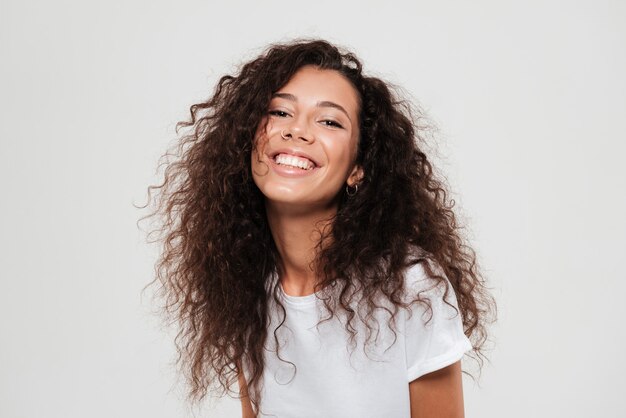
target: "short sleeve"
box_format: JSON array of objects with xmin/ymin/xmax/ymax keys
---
[{"xmin": 402, "ymin": 262, "xmax": 473, "ymax": 382}]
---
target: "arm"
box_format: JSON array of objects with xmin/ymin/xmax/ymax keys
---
[
  {"xmin": 237, "ymin": 365, "xmax": 256, "ymax": 418},
  {"xmin": 409, "ymin": 360, "xmax": 465, "ymax": 418}
]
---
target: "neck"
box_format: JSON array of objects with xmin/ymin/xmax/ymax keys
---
[{"xmin": 265, "ymin": 201, "xmax": 336, "ymax": 297}]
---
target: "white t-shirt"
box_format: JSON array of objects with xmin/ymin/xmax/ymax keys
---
[{"xmin": 245, "ymin": 261, "xmax": 472, "ymax": 418}]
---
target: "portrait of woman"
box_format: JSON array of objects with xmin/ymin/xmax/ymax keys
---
[
  {"xmin": 3, "ymin": 2, "xmax": 624, "ymax": 418},
  {"xmin": 145, "ymin": 39, "xmax": 495, "ymax": 417}
]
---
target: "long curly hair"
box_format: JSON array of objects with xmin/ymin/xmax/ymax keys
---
[{"xmin": 139, "ymin": 38, "xmax": 496, "ymax": 413}]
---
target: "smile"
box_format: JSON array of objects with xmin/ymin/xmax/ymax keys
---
[
  {"xmin": 273, "ymin": 153, "xmax": 316, "ymax": 170},
  {"xmin": 268, "ymin": 154, "xmax": 320, "ymax": 177}
]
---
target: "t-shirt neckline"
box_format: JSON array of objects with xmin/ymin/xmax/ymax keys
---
[{"xmin": 278, "ymin": 280, "xmax": 319, "ymax": 306}]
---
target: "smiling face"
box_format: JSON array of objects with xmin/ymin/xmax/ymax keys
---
[{"xmin": 251, "ymin": 65, "xmax": 364, "ymax": 213}]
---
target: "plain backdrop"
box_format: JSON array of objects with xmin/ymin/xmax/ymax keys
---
[{"xmin": 1, "ymin": 0, "xmax": 625, "ymax": 417}]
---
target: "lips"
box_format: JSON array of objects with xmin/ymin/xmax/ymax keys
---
[
  {"xmin": 268, "ymin": 148, "xmax": 320, "ymax": 170},
  {"xmin": 275, "ymin": 153, "xmax": 315, "ymax": 170}
]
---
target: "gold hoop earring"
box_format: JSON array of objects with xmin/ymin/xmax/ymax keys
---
[{"xmin": 346, "ymin": 183, "xmax": 358, "ymax": 196}]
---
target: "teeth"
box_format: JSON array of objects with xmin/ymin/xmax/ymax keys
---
[{"xmin": 274, "ymin": 153, "xmax": 315, "ymax": 170}]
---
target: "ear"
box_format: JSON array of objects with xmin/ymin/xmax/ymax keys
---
[{"xmin": 347, "ymin": 165, "xmax": 364, "ymax": 187}]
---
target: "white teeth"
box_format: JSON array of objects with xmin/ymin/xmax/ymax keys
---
[{"xmin": 274, "ymin": 153, "xmax": 315, "ymax": 170}]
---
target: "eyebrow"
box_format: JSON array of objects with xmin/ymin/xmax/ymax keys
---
[{"xmin": 272, "ymin": 92, "xmax": 352, "ymax": 122}]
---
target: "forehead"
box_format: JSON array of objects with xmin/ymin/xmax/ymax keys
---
[{"xmin": 275, "ymin": 66, "xmax": 360, "ymax": 116}]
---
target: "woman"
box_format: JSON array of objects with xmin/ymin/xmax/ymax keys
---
[{"xmin": 143, "ymin": 39, "xmax": 495, "ymax": 417}]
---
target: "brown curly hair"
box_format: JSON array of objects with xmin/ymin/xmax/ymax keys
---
[{"xmin": 139, "ymin": 38, "xmax": 496, "ymax": 413}]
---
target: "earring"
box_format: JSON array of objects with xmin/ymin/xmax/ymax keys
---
[
  {"xmin": 346, "ymin": 183, "xmax": 358, "ymax": 196},
  {"xmin": 280, "ymin": 129, "xmax": 290, "ymax": 140}
]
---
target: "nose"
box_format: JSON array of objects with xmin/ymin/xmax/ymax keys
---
[{"xmin": 281, "ymin": 118, "xmax": 314, "ymax": 144}]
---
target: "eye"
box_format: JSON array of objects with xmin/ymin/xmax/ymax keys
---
[
  {"xmin": 321, "ymin": 119, "xmax": 344, "ymax": 129},
  {"xmin": 268, "ymin": 109, "xmax": 290, "ymax": 118}
]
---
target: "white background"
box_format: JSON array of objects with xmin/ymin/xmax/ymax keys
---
[{"xmin": 1, "ymin": 0, "xmax": 625, "ymax": 417}]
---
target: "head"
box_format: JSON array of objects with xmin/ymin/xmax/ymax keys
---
[
  {"xmin": 143, "ymin": 38, "xmax": 495, "ymax": 414},
  {"xmin": 198, "ymin": 39, "xmax": 427, "ymax": 234},
  {"xmin": 251, "ymin": 65, "xmax": 364, "ymax": 214}
]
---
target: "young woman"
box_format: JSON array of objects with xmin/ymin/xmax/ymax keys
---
[{"xmin": 144, "ymin": 39, "xmax": 495, "ymax": 417}]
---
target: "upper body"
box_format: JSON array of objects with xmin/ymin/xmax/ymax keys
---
[
  {"xmin": 147, "ymin": 39, "xmax": 494, "ymax": 418},
  {"xmin": 240, "ymin": 261, "xmax": 472, "ymax": 418}
]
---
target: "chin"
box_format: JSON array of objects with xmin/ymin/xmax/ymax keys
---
[{"xmin": 261, "ymin": 191, "xmax": 310, "ymax": 206}]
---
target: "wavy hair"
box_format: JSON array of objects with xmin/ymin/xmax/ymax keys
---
[{"xmin": 139, "ymin": 38, "xmax": 496, "ymax": 414}]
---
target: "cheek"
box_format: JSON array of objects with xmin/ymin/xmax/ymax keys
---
[
  {"xmin": 256, "ymin": 116, "xmax": 276, "ymax": 137},
  {"xmin": 326, "ymin": 139, "xmax": 357, "ymax": 168},
  {"xmin": 251, "ymin": 149, "xmax": 267, "ymax": 178}
]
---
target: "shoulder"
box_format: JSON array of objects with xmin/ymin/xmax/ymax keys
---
[
  {"xmin": 401, "ymin": 257, "xmax": 473, "ymax": 382},
  {"xmin": 402, "ymin": 257, "xmax": 452, "ymax": 304},
  {"xmin": 399, "ymin": 256, "xmax": 466, "ymax": 331}
]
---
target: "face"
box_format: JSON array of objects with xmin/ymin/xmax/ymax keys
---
[{"xmin": 251, "ymin": 65, "xmax": 364, "ymax": 213}]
